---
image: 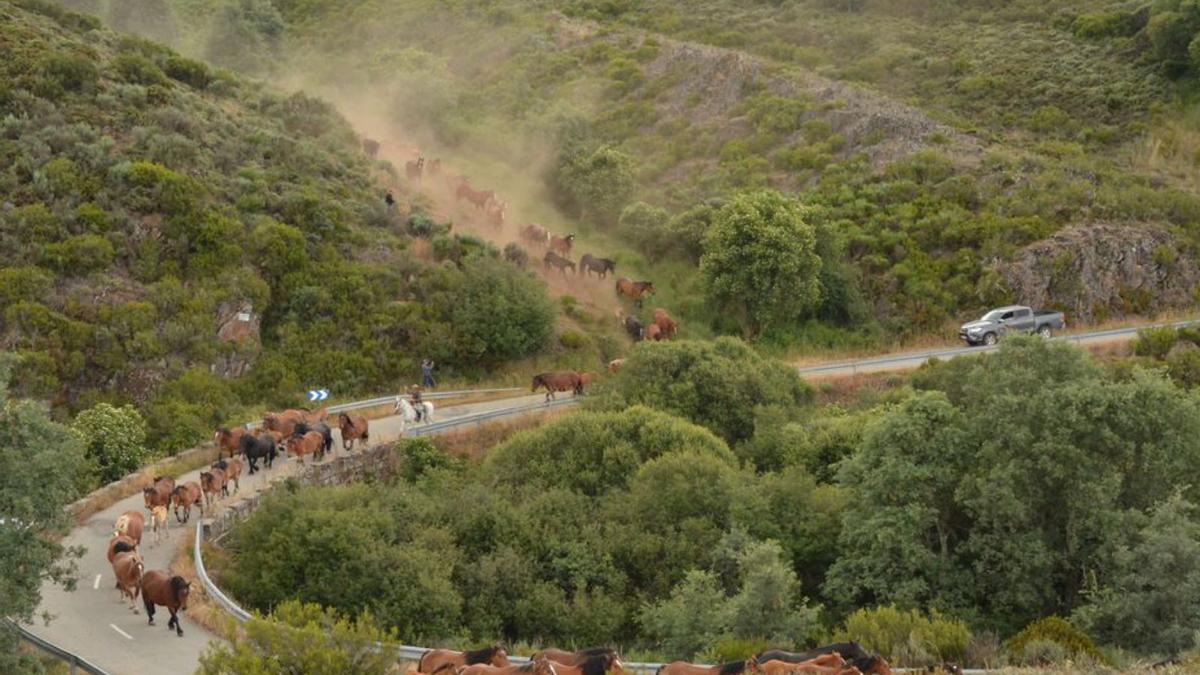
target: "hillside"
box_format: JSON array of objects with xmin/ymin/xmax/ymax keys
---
[{"xmin": 0, "ymin": 0, "xmax": 562, "ymax": 454}]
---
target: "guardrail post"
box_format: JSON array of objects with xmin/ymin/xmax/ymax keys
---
[{"xmin": 70, "ymin": 656, "xmax": 77, "ymax": 675}]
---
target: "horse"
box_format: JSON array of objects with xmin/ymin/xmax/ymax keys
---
[
  {"xmin": 544, "ymin": 251, "xmax": 576, "ymax": 275},
  {"xmin": 239, "ymin": 432, "xmax": 277, "ymax": 474},
  {"xmin": 521, "ymin": 224, "xmax": 550, "ymax": 246},
  {"xmin": 531, "ymin": 371, "xmax": 583, "ymax": 400},
  {"xmin": 756, "ymin": 656, "xmax": 846, "ymax": 675},
  {"xmin": 263, "ymin": 409, "xmax": 306, "ymax": 437},
  {"xmin": 338, "ymin": 412, "xmax": 370, "ymax": 452},
  {"xmin": 550, "ymin": 233, "xmax": 575, "ymax": 256},
  {"xmin": 459, "ymin": 659, "xmax": 556, "ymax": 675},
  {"xmin": 658, "ymin": 658, "xmax": 758, "ymax": 675},
  {"xmin": 302, "ymin": 407, "xmax": 329, "ymax": 424},
  {"xmin": 143, "ymin": 476, "xmax": 174, "ymax": 512},
  {"xmin": 294, "ymin": 421, "xmax": 334, "ymax": 457},
  {"xmin": 212, "ymin": 457, "xmax": 242, "ymax": 494},
  {"xmin": 538, "ymin": 653, "xmax": 623, "ymax": 675},
  {"xmin": 407, "ymin": 156, "xmax": 425, "ymax": 181},
  {"xmin": 394, "ymin": 397, "xmax": 434, "ymax": 430},
  {"xmin": 214, "ymin": 427, "xmax": 247, "ymax": 459},
  {"xmin": 113, "ymin": 510, "xmax": 144, "ymax": 547},
  {"xmin": 171, "ymin": 482, "xmax": 203, "ymax": 523},
  {"xmin": 199, "ymin": 468, "xmax": 228, "ymax": 510},
  {"xmin": 486, "ymin": 200, "xmax": 507, "ymax": 229},
  {"xmin": 362, "ymin": 138, "xmax": 380, "ymax": 158},
  {"xmin": 652, "ymin": 307, "xmax": 678, "ymax": 339},
  {"xmin": 286, "ymin": 431, "xmax": 326, "ymax": 463},
  {"xmin": 149, "ymin": 505, "xmax": 168, "ymax": 546},
  {"xmin": 579, "ymin": 254, "xmax": 615, "ymax": 278},
  {"xmin": 111, "ymin": 551, "xmax": 144, "ymax": 614},
  {"xmin": 609, "ymin": 358, "xmax": 625, "ymax": 373},
  {"xmin": 456, "ymin": 181, "xmax": 494, "ymax": 209},
  {"xmin": 418, "ymin": 645, "xmax": 509, "ymax": 675},
  {"xmin": 578, "ymin": 371, "xmax": 598, "ymax": 387},
  {"xmin": 616, "ymin": 278, "xmax": 655, "ymax": 308},
  {"xmin": 107, "ymin": 535, "xmax": 138, "ymax": 565},
  {"xmin": 757, "ymin": 645, "xmax": 869, "ymax": 667},
  {"xmin": 141, "ymin": 570, "xmax": 191, "ymax": 637},
  {"xmin": 531, "ymin": 648, "xmax": 622, "ymax": 667},
  {"xmin": 645, "ymin": 323, "xmax": 663, "ymax": 342},
  {"xmin": 845, "ymin": 657, "xmax": 890, "ymax": 675},
  {"xmin": 622, "ymin": 315, "xmax": 643, "ymax": 341}
]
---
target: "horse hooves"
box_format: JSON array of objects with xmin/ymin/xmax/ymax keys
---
[
  {"xmin": 176, "ymin": 631, "xmax": 184, "ymax": 637},
  {"xmin": 148, "ymin": 619, "xmax": 155, "ymax": 625}
]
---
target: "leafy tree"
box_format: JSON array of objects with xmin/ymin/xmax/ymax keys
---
[
  {"xmin": 71, "ymin": 402, "xmax": 151, "ymax": 483},
  {"xmin": 596, "ymin": 337, "xmax": 811, "ymax": 445},
  {"xmin": 1074, "ymin": 494, "xmax": 1200, "ymax": 654},
  {"xmin": 700, "ymin": 190, "xmax": 822, "ymax": 338},
  {"xmin": 197, "ymin": 601, "xmax": 398, "ymax": 675},
  {"xmin": 619, "ymin": 201, "xmax": 671, "ymax": 261},
  {"xmin": 725, "ymin": 540, "xmax": 820, "ymax": 646},
  {"xmin": 640, "ymin": 570, "xmax": 731, "ymax": 658},
  {"xmin": 557, "ymin": 145, "xmax": 636, "ymax": 226},
  {"xmin": 0, "ymin": 354, "xmax": 87, "ymax": 672}
]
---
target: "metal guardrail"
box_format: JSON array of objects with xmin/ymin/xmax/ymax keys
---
[
  {"xmin": 9, "ymin": 619, "xmax": 112, "ymax": 675},
  {"xmin": 797, "ymin": 318, "xmax": 1200, "ymax": 376},
  {"xmin": 324, "ymin": 387, "xmax": 525, "ymax": 414}
]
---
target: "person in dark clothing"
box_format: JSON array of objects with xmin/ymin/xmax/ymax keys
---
[{"xmin": 421, "ymin": 359, "xmax": 436, "ymax": 388}]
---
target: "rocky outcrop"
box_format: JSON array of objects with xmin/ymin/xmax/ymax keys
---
[
  {"xmin": 999, "ymin": 224, "xmax": 1200, "ymax": 323},
  {"xmin": 211, "ymin": 300, "xmax": 260, "ymax": 378}
]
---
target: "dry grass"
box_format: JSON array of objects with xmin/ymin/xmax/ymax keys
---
[
  {"xmin": 433, "ymin": 409, "xmax": 570, "ymax": 462},
  {"xmin": 170, "ymin": 526, "xmax": 235, "ymax": 639}
]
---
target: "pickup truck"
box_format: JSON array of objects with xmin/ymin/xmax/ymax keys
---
[{"xmin": 959, "ymin": 305, "xmax": 1066, "ymax": 346}]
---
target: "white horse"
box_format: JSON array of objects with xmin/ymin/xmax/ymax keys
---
[{"xmin": 393, "ymin": 397, "xmax": 435, "ymax": 430}]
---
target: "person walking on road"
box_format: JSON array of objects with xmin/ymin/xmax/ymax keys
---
[{"xmin": 421, "ymin": 359, "xmax": 436, "ymax": 389}]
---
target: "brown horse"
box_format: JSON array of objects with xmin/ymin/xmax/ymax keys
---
[
  {"xmin": 200, "ymin": 468, "xmax": 228, "ymax": 510},
  {"xmin": 658, "ymin": 658, "xmax": 758, "ymax": 675},
  {"xmin": 263, "ymin": 409, "xmax": 306, "ymax": 437},
  {"xmin": 407, "ymin": 156, "xmax": 425, "ymax": 181},
  {"xmin": 645, "ymin": 323, "xmax": 663, "ymax": 342},
  {"xmin": 112, "ymin": 551, "xmax": 144, "ymax": 613},
  {"xmin": 652, "ymin": 307, "xmax": 678, "ymax": 339},
  {"xmin": 141, "ymin": 570, "xmax": 191, "ymax": 636},
  {"xmin": 302, "ymin": 407, "xmax": 329, "ymax": 424},
  {"xmin": 539, "ymin": 652, "xmax": 624, "ymax": 675},
  {"xmin": 456, "ymin": 181, "xmax": 495, "ymax": 209},
  {"xmin": 213, "ymin": 457, "xmax": 242, "ymax": 493},
  {"xmin": 419, "ymin": 645, "xmax": 510, "ymax": 674},
  {"xmin": 756, "ymin": 656, "xmax": 846, "ymax": 675},
  {"xmin": 532, "ymin": 649, "xmax": 621, "ymax": 668},
  {"xmin": 214, "ymin": 427, "xmax": 247, "ymax": 458},
  {"xmin": 107, "ymin": 535, "xmax": 138, "ymax": 564},
  {"xmin": 113, "ymin": 510, "xmax": 144, "ymax": 547},
  {"xmin": 338, "ymin": 412, "xmax": 369, "ymax": 452},
  {"xmin": 486, "ymin": 200, "xmax": 507, "ymax": 229},
  {"xmin": 286, "ymin": 430, "xmax": 325, "ymax": 463},
  {"xmin": 531, "ymin": 372, "xmax": 584, "ymax": 401},
  {"xmin": 521, "ymin": 224, "xmax": 549, "ymax": 246},
  {"xmin": 615, "ymin": 278, "xmax": 655, "ymax": 307},
  {"xmin": 459, "ymin": 659, "xmax": 557, "ymax": 675},
  {"xmin": 143, "ymin": 476, "xmax": 174, "ymax": 512},
  {"xmin": 172, "ymin": 481, "xmax": 203, "ymax": 523},
  {"xmin": 608, "ymin": 358, "xmax": 625, "ymax": 373},
  {"xmin": 550, "ymin": 233, "xmax": 575, "ymax": 255}
]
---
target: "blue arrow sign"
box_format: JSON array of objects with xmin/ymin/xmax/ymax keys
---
[{"xmin": 307, "ymin": 389, "xmax": 329, "ymax": 402}]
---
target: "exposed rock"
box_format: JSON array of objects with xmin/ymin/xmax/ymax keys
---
[
  {"xmin": 999, "ymin": 223, "xmax": 1200, "ymax": 323},
  {"xmin": 212, "ymin": 300, "xmax": 260, "ymax": 378}
]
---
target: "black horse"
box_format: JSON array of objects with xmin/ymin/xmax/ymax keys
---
[
  {"xmin": 579, "ymin": 253, "xmax": 616, "ymax": 278},
  {"xmin": 543, "ymin": 251, "xmax": 576, "ymax": 275},
  {"xmin": 238, "ymin": 433, "xmax": 277, "ymax": 474},
  {"xmin": 623, "ymin": 315, "xmax": 644, "ymax": 341}
]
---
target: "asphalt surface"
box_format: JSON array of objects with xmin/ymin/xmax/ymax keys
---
[
  {"xmin": 795, "ymin": 321, "xmax": 1197, "ymax": 377},
  {"xmin": 27, "ymin": 393, "xmax": 550, "ymax": 675}
]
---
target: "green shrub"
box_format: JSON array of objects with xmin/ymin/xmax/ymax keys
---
[
  {"xmin": 42, "ymin": 234, "xmax": 115, "ymax": 275},
  {"xmin": 502, "ymin": 242, "xmax": 528, "ymax": 267},
  {"xmin": 113, "ymin": 52, "xmax": 168, "ymax": 86},
  {"xmin": 1006, "ymin": 617, "xmax": 1108, "ymax": 666},
  {"xmin": 163, "ymin": 54, "xmax": 211, "ymax": 89},
  {"xmin": 71, "ymin": 403, "xmax": 151, "ymax": 484},
  {"xmin": 1132, "ymin": 326, "xmax": 1178, "ymax": 359},
  {"xmin": 1018, "ymin": 639, "xmax": 1068, "ymax": 667},
  {"xmin": 42, "ymin": 53, "xmax": 98, "ymax": 93},
  {"xmin": 399, "ymin": 437, "xmax": 457, "ymax": 482},
  {"xmin": 1167, "ymin": 345, "xmax": 1200, "ymax": 388},
  {"xmin": 833, "ymin": 606, "xmax": 970, "ymax": 666},
  {"xmin": 559, "ymin": 330, "xmax": 588, "ymax": 350}
]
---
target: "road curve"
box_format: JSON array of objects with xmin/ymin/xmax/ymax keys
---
[
  {"xmin": 26, "ymin": 393, "xmax": 554, "ymax": 675},
  {"xmin": 796, "ymin": 320, "xmax": 1199, "ymax": 378}
]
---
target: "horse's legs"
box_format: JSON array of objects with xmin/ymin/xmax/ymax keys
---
[
  {"xmin": 145, "ymin": 598, "xmax": 155, "ymax": 625},
  {"xmin": 169, "ymin": 607, "xmax": 183, "ymax": 636}
]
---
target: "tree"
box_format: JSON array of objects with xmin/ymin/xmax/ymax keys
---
[
  {"xmin": 71, "ymin": 403, "xmax": 151, "ymax": 484},
  {"xmin": 197, "ymin": 601, "xmax": 398, "ymax": 675},
  {"xmin": 726, "ymin": 540, "xmax": 820, "ymax": 646},
  {"xmin": 640, "ymin": 570, "xmax": 731, "ymax": 658},
  {"xmin": 205, "ymin": 0, "xmax": 285, "ymax": 75},
  {"xmin": 619, "ymin": 201, "xmax": 671, "ymax": 261},
  {"xmin": 0, "ymin": 354, "xmax": 87, "ymax": 672},
  {"xmin": 556, "ymin": 145, "xmax": 636, "ymax": 226},
  {"xmin": 700, "ymin": 190, "xmax": 822, "ymax": 338}
]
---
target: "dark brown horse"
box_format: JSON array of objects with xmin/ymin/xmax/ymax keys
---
[
  {"xmin": 143, "ymin": 476, "xmax": 174, "ymax": 511},
  {"xmin": 407, "ymin": 155, "xmax": 426, "ymax": 181},
  {"xmin": 521, "ymin": 224, "xmax": 549, "ymax": 246},
  {"xmin": 419, "ymin": 645, "xmax": 510, "ymax": 675},
  {"xmin": 112, "ymin": 550, "xmax": 144, "ymax": 614},
  {"xmin": 615, "ymin": 278, "xmax": 655, "ymax": 307},
  {"xmin": 460, "ymin": 659, "xmax": 556, "ymax": 675},
  {"xmin": 141, "ymin": 570, "xmax": 191, "ymax": 636},
  {"xmin": 212, "ymin": 457, "xmax": 242, "ymax": 493},
  {"xmin": 579, "ymin": 254, "xmax": 615, "ymax": 278},
  {"xmin": 199, "ymin": 468, "xmax": 227, "ymax": 510},
  {"xmin": 286, "ymin": 430, "xmax": 325, "ymax": 463},
  {"xmin": 543, "ymin": 251, "xmax": 576, "ymax": 275},
  {"xmin": 549, "ymin": 654, "xmax": 625, "ymax": 675},
  {"xmin": 645, "ymin": 323, "xmax": 663, "ymax": 342},
  {"xmin": 533, "ymin": 649, "xmax": 621, "ymax": 668},
  {"xmin": 550, "ymin": 233, "xmax": 575, "ymax": 256},
  {"xmin": 456, "ymin": 181, "xmax": 495, "ymax": 209},
  {"xmin": 263, "ymin": 409, "xmax": 306, "ymax": 437},
  {"xmin": 652, "ymin": 307, "xmax": 678, "ymax": 339},
  {"xmin": 338, "ymin": 412, "xmax": 369, "ymax": 452},
  {"xmin": 531, "ymin": 371, "xmax": 584, "ymax": 400},
  {"xmin": 214, "ymin": 427, "xmax": 247, "ymax": 459},
  {"xmin": 171, "ymin": 482, "xmax": 203, "ymax": 523}
]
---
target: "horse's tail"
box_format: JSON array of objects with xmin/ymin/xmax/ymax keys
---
[{"xmin": 418, "ymin": 652, "xmax": 428, "ymax": 673}]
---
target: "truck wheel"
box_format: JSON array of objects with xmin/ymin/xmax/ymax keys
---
[
  {"xmin": 983, "ymin": 332, "xmax": 998, "ymax": 346},
  {"xmin": 1038, "ymin": 325, "xmax": 1052, "ymax": 339}
]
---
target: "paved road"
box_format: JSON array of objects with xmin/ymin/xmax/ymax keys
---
[
  {"xmin": 796, "ymin": 321, "xmax": 1198, "ymax": 378},
  {"xmin": 27, "ymin": 393, "xmax": 551, "ymax": 675}
]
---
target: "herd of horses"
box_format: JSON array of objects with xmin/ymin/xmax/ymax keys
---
[{"xmin": 409, "ymin": 643, "xmax": 918, "ymax": 675}]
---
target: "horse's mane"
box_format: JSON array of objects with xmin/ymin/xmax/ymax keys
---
[
  {"xmin": 294, "ymin": 422, "xmax": 311, "ymax": 435},
  {"xmin": 463, "ymin": 645, "xmax": 502, "ymax": 663},
  {"xmin": 850, "ymin": 656, "xmax": 880, "ymax": 673},
  {"xmin": 113, "ymin": 540, "xmax": 135, "ymax": 555},
  {"xmin": 716, "ymin": 661, "xmax": 749, "ymax": 675},
  {"xmin": 578, "ymin": 654, "xmax": 611, "ymax": 675},
  {"xmin": 577, "ymin": 648, "xmax": 616, "ymax": 658},
  {"xmin": 169, "ymin": 575, "xmax": 189, "ymax": 604}
]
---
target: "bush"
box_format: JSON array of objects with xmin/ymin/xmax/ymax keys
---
[
  {"xmin": 42, "ymin": 53, "xmax": 98, "ymax": 93},
  {"xmin": 619, "ymin": 201, "xmax": 671, "ymax": 261},
  {"xmin": 1018, "ymin": 639, "xmax": 1068, "ymax": 667},
  {"xmin": 113, "ymin": 52, "xmax": 168, "ymax": 86},
  {"xmin": 1167, "ymin": 344, "xmax": 1200, "ymax": 388},
  {"xmin": 833, "ymin": 606, "xmax": 970, "ymax": 666},
  {"xmin": 42, "ymin": 234, "xmax": 115, "ymax": 275},
  {"xmin": 71, "ymin": 403, "xmax": 151, "ymax": 484},
  {"xmin": 399, "ymin": 437, "xmax": 457, "ymax": 482},
  {"xmin": 559, "ymin": 330, "xmax": 588, "ymax": 350},
  {"xmin": 502, "ymin": 242, "xmax": 528, "ymax": 267},
  {"xmin": 163, "ymin": 55, "xmax": 212, "ymax": 89},
  {"xmin": 1133, "ymin": 326, "xmax": 1178, "ymax": 359},
  {"xmin": 1006, "ymin": 617, "xmax": 1108, "ymax": 666}
]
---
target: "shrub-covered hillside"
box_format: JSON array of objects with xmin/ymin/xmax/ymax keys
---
[{"xmin": 0, "ymin": 1, "xmax": 556, "ymax": 454}]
